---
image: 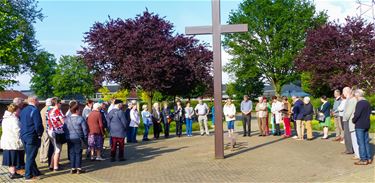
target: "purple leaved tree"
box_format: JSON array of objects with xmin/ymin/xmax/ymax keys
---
[
  {"xmin": 296, "ymin": 17, "xmax": 375, "ymax": 96},
  {"xmin": 79, "ymin": 11, "xmax": 213, "ymax": 107}
]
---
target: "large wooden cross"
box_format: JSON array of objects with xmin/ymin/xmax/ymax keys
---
[{"xmin": 185, "ymin": 0, "xmax": 248, "ymax": 159}]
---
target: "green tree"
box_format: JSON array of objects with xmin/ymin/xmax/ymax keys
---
[
  {"xmin": 30, "ymin": 51, "xmax": 57, "ymax": 99},
  {"xmin": 52, "ymin": 56, "xmax": 95, "ymax": 99},
  {"xmin": 223, "ymin": 0, "xmax": 327, "ymax": 95},
  {"xmin": 0, "ymin": 0, "xmax": 43, "ymax": 90},
  {"xmin": 99, "ymin": 86, "xmax": 129, "ymax": 102}
]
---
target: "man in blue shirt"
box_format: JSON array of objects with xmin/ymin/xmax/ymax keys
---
[
  {"xmin": 20, "ymin": 96, "xmax": 44, "ymax": 181},
  {"xmin": 241, "ymin": 95, "xmax": 253, "ymax": 137}
]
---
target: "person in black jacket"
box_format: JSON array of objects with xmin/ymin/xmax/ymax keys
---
[
  {"xmin": 319, "ymin": 96, "xmax": 331, "ymax": 139},
  {"xmin": 152, "ymin": 103, "xmax": 162, "ymax": 139},
  {"xmin": 292, "ymin": 96, "xmax": 304, "ymax": 140},
  {"xmin": 124, "ymin": 103, "xmax": 132, "ymax": 143},
  {"xmin": 352, "ymin": 89, "xmax": 372, "ymax": 165},
  {"xmin": 162, "ymin": 102, "xmax": 172, "ymax": 138},
  {"xmin": 173, "ymin": 100, "xmax": 185, "ymax": 137},
  {"xmin": 302, "ymin": 97, "xmax": 314, "ymax": 140}
]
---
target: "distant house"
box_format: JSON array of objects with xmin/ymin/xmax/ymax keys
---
[
  {"xmin": 263, "ymin": 83, "xmax": 310, "ymax": 98},
  {"xmin": 20, "ymin": 90, "xmax": 35, "ymax": 97},
  {"xmin": 0, "ymin": 90, "xmax": 28, "ymax": 104},
  {"xmin": 0, "ymin": 90, "xmax": 28, "ymax": 119},
  {"xmin": 94, "ymin": 85, "xmax": 138, "ymax": 102}
]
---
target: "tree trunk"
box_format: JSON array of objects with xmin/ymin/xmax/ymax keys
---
[
  {"xmin": 147, "ymin": 91, "xmax": 153, "ymax": 111},
  {"xmin": 271, "ymin": 79, "xmax": 281, "ymax": 97}
]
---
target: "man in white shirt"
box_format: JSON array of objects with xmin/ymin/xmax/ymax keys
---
[{"xmin": 195, "ymin": 98, "xmax": 210, "ymax": 136}]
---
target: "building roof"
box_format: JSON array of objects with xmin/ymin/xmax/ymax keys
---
[{"xmin": 0, "ymin": 90, "xmax": 28, "ymax": 101}]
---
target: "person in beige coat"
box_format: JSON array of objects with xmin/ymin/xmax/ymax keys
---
[{"xmin": 343, "ymin": 87, "xmax": 359, "ymax": 159}]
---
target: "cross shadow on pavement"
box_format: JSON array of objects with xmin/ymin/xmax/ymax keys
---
[{"xmin": 224, "ymin": 131, "xmax": 288, "ymax": 159}]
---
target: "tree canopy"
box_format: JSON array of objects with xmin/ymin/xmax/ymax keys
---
[
  {"xmin": 223, "ymin": 0, "xmax": 327, "ymax": 95},
  {"xmin": 296, "ymin": 17, "xmax": 375, "ymax": 96},
  {"xmin": 30, "ymin": 51, "xmax": 57, "ymax": 99},
  {"xmin": 0, "ymin": 0, "xmax": 43, "ymax": 90},
  {"xmin": 52, "ymin": 55, "xmax": 95, "ymax": 99},
  {"xmin": 80, "ymin": 11, "xmax": 213, "ymax": 106}
]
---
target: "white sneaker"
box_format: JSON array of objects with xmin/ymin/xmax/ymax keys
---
[
  {"xmin": 95, "ymin": 157, "xmax": 105, "ymax": 161},
  {"xmin": 292, "ymin": 136, "xmax": 298, "ymax": 139},
  {"xmin": 340, "ymin": 140, "xmax": 345, "ymax": 144}
]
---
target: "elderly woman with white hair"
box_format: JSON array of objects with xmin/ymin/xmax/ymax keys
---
[
  {"xmin": 152, "ymin": 102, "xmax": 162, "ymax": 139},
  {"xmin": 86, "ymin": 103, "xmax": 105, "ymax": 161},
  {"xmin": 301, "ymin": 97, "xmax": 314, "ymax": 140},
  {"xmin": 141, "ymin": 105, "xmax": 152, "ymax": 141}
]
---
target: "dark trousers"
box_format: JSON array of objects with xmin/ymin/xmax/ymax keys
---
[
  {"xmin": 143, "ymin": 125, "xmax": 150, "ymax": 140},
  {"xmin": 24, "ymin": 144, "xmax": 41, "ymax": 179},
  {"xmin": 164, "ymin": 122, "xmax": 170, "ymax": 138},
  {"xmin": 111, "ymin": 137, "xmax": 125, "ymax": 159},
  {"xmin": 153, "ymin": 123, "xmax": 162, "ymax": 139},
  {"xmin": 273, "ymin": 117, "xmax": 281, "ymax": 135},
  {"xmin": 343, "ymin": 121, "xmax": 354, "ymax": 153},
  {"xmin": 176, "ymin": 119, "xmax": 183, "ymax": 137},
  {"xmin": 126, "ymin": 129, "xmax": 132, "ymax": 143},
  {"xmin": 16, "ymin": 150, "xmax": 25, "ymax": 170},
  {"xmin": 68, "ymin": 139, "xmax": 82, "ymax": 169},
  {"xmin": 242, "ymin": 114, "xmax": 251, "ymax": 136},
  {"xmin": 130, "ymin": 127, "xmax": 138, "ymax": 142},
  {"xmin": 291, "ymin": 120, "xmax": 297, "ymax": 135}
]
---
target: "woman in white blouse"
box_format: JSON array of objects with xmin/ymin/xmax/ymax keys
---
[
  {"xmin": 130, "ymin": 104, "xmax": 140, "ymax": 143},
  {"xmin": 0, "ymin": 104, "xmax": 24, "ymax": 179},
  {"xmin": 223, "ymin": 98, "xmax": 236, "ymax": 138}
]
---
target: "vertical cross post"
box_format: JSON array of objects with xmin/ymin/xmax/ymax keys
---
[{"xmin": 185, "ymin": 0, "xmax": 248, "ymax": 159}]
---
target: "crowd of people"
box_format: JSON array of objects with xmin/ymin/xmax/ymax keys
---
[
  {"xmin": 0, "ymin": 86, "xmax": 372, "ymax": 181},
  {"xmin": 248, "ymin": 87, "xmax": 372, "ymax": 166}
]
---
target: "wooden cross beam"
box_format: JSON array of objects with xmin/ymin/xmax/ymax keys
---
[{"xmin": 185, "ymin": 0, "xmax": 248, "ymax": 159}]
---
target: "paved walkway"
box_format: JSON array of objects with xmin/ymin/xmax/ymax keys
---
[{"xmin": 1, "ymin": 121, "xmax": 374, "ymax": 182}]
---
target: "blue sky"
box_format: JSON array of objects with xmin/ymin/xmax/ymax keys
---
[{"xmin": 11, "ymin": 0, "xmax": 361, "ymax": 90}]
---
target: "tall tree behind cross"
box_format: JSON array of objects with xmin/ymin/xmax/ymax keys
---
[{"xmin": 185, "ymin": 0, "xmax": 248, "ymax": 159}]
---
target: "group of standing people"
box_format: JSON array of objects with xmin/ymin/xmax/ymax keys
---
[
  {"xmin": 141, "ymin": 98, "xmax": 212, "ymax": 141},
  {"xmin": 0, "ymin": 87, "xmax": 372, "ymax": 181},
  {"xmin": 247, "ymin": 87, "xmax": 372, "ymax": 165}
]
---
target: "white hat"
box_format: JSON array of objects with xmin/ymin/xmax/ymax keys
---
[{"xmin": 46, "ymin": 98, "xmax": 52, "ymax": 106}]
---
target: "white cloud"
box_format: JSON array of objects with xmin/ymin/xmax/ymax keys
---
[{"xmin": 314, "ymin": 0, "xmax": 359, "ymax": 22}]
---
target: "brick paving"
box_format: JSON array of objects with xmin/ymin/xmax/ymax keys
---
[{"xmin": 1, "ymin": 120, "xmax": 374, "ymax": 183}]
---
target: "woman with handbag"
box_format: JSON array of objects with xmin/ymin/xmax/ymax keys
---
[
  {"xmin": 281, "ymin": 97, "xmax": 292, "ymax": 138},
  {"xmin": 47, "ymin": 99, "xmax": 66, "ymax": 171},
  {"xmin": 319, "ymin": 96, "xmax": 331, "ymax": 140},
  {"xmin": 63, "ymin": 102, "xmax": 88, "ymax": 174},
  {"xmin": 174, "ymin": 100, "xmax": 184, "ymax": 137}
]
